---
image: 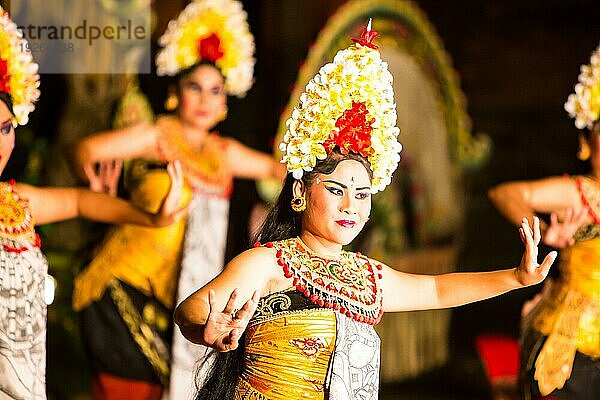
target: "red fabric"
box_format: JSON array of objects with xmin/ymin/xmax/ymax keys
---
[
  {"xmin": 475, "ymin": 334, "xmax": 520, "ymax": 382},
  {"xmin": 92, "ymin": 372, "xmax": 163, "ymax": 400}
]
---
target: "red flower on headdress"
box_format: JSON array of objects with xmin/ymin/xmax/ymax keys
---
[
  {"xmin": 324, "ymin": 102, "xmax": 374, "ymax": 158},
  {"xmin": 351, "ymin": 26, "xmax": 379, "ymax": 50},
  {"xmin": 197, "ymin": 33, "xmax": 224, "ymax": 63},
  {"xmin": 0, "ymin": 58, "xmax": 10, "ymax": 94}
]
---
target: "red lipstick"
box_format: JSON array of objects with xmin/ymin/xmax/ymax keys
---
[{"xmin": 336, "ymin": 220, "xmax": 356, "ymax": 228}]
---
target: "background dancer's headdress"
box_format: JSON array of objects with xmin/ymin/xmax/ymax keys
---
[
  {"xmin": 155, "ymin": 0, "xmax": 255, "ymax": 97},
  {"xmin": 0, "ymin": 6, "xmax": 40, "ymax": 125},
  {"xmin": 565, "ymin": 43, "xmax": 600, "ymax": 130},
  {"xmin": 279, "ymin": 20, "xmax": 402, "ymax": 193}
]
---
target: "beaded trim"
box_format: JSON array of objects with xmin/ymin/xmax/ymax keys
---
[
  {"xmin": 0, "ymin": 180, "xmax": 38, "ymax": 246},
  {"xmin": 156, "ymin": 115, "xmax": 233, "ymax": 198},
  {"xmin": 576, "ymin": 176, "xmax": 600, "ymax": 225},
  {"xmin": 256, "ymin": 238, "xmax": 384, "ymax": 325}
]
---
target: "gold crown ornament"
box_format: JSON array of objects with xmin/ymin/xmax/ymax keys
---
[
  {"xmin": 565, "ymin": 43, "xmax": 600, "ymax": 130},
  {"xmin": 155, "ymin": 0, "xmax": 255, "ymax": 98},
  {"xmin": 279, "ymin": 20, "xmax": 402, "ymax": 193},
  {"xmin": 0, "ymin": 6, "xmax": 40, "ymax": 125}
]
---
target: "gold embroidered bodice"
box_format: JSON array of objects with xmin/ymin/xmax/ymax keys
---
[
  {"xmin": 235, "ymin": 238, "xmax": 384, "ymax": 400},
  {"xmin": 529, "ymin": 175, "xmax": 600, "ymax": 395},
  {"xmin": 235, "ymin": 289, "xmax": 337, "ymax": 400},
  {"xmin": 0, "ymin": 181, "xmax": 37, "ymax": 245}
]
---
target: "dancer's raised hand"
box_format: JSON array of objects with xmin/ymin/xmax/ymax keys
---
[
  {"xmin": 83, "ymin": 160, "xmax": 122, "ymax": 196},
  {"xmin": 515, "ymin": 216, "xmax": 557, "ymax": 286},
  {"xmin": 543, "ymin": 207, "xmax": 588, "ymax": 248},
  {"xmin": 202, "ymin": 288, "xmax": 260, "ymax": 352}
]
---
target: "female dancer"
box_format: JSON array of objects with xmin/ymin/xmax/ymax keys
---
[
  {"xmin": 70, "ymin": 1, "xmax": 285, "ymax": 398},
  {"xmin": 174, "ymin": 24, "xmax": 557, "ymax": 400},
  {"xmin": 0, "ymin": 8, "xmax": 184, "ymax": 400},
  {"xmin": 489, "ymin": 43, "xmax": 600, "ymax": 400}
]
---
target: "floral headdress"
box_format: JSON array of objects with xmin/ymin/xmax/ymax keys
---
[
  {"xmin": 565, "ymin": 43, "xmax": 600, "ymax": 130},
  {"xmin": 155, "ymin": 0, "xmax": 255, "ymax": 98},
  {"xmin": 0, "ymin": 7, "xmax": 40, "ymax": 125},
  {"xmin": 279, "ymin": 21, "xmax": 402, "ymax": 193}
]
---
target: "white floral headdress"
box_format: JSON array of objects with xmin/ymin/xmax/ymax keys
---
[
  {"xmin": 565, "ymin": 43, "xmax": 600, "ymax": 130},
  {"xmin": 155, "ymin": 0, "xmax": 255, "ymax": 98},
  {"xmin": 0, "ymin": 6, "xmax": 40, "ymax": 125},
  {"xmin": 279, "ymin": 21, "xmax": 402, "ymax": 193}
]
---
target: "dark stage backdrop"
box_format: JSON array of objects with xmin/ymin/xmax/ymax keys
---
[{"xmin": 4, "ymin": 0, "xmax": 598, "ymax": 398}]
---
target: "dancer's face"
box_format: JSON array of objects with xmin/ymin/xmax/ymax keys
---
[
  {"xmin": 177, "ymin": 64, "xmax": 227, "ymax": 131},
  {"xmin": 0, "ymin": 100, "xmax": 15, "ymax": 176},
  {"xmin": 300, "ymin": 159, "xmax": 372, "ymax": 246}
]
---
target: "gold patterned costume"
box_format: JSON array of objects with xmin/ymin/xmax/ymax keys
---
[
  {"xmin": 234, "ymin": 238, "xmax": 383, "ymax": 400},
  {"xmin": 73, "ymin": 115, "xmax": 232, "ymax": 385},
  {"xmin": 525, "ymin": 176, "xmax": 600, "ymax": 396}
]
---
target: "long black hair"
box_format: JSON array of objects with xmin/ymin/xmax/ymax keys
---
[{"xmin": 194, "ymin": 149, "xmax": 371, "ymax": 400}]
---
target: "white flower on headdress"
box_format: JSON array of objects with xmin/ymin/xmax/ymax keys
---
[
  {"xmin": 156, "ymin": 0, "xmax": 255, "ymax": 97},
  {"xmin": 565, "ymin": 43, "xmax": 600, "ymax": 130},
  {"xmin": 0, "ymin": 7, "xmax": 40, "ymax": 125},
  {"xmin": 280, "ymin": 26, "xmax": 402, "ymax": 193}
]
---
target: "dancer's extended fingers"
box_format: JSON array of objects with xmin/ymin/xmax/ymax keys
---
[
  {"xmin": 223, "ymin": 288, "xmax": 239, "ymax": 314},
  {"xmin": 539, "ymin": 251, "xmax": 557, "ymax": 277},
  {"xmin": 83, "ymin": 163, "xmax": 97, "ymax": 181},
  {"xmin": 208, "ymin": 289, "xmax": 218, "ymax": 313},
  {"xmin": 575, "ymin": 207, "xmax": 589, "ymax": 224},
  {"xmin": 519, "ymin": 227, "xmax": 526, "ymax": 244},
  {"xmin": 550, "ymin": 212, "xmax": 558, "ymax": 226},
  {"xmin": 99, "ymin": 160, "xmax": 108, "ymax": 177},
  {"xmin": 235, "ymin": 291, "xmax": 261, "ymax": 321},
  {"xmin": 564, "ymin": 208, "xmax": 573, "ymax": 223},
  {"xmin": 533, "ymin": 216, "xmax": 541, "ymax": 245},
  {"xmin": 522, "ymin": 217, "xmax": 534, "ymax": 237},
  {"xmin": 111, "ymin": 160, "xmax": 123, "ymax": 180},
  {"xmin": 228, "ymin": 328, "xmax": 240, "ymax": 351},
  {"xmin": 169, "ymin": 160, "xmax": 183, "ymax": 184},
  {"xmin": 521, "ymin": 220, "xmax": 535, "ymax": 255}
]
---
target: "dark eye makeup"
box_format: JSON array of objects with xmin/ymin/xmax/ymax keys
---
[{"xmin": 0, "ymin": 119, "xmax": 14, "ymax": 135}]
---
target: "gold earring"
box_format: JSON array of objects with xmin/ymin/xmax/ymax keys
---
[
  {"xmin": 291, "ymin": 195, "xmax": 306, "ymax": 212},
  {"xmin": 164, "ymin": 93, "xmax": 178, "ymax": 111},
  {"xmin": 219, "ymin": 105, "xmax": 228, "ymax": 122},
  {"xmin": 578, "ymin": 134, "xmax": 591, "ymax": 161}
]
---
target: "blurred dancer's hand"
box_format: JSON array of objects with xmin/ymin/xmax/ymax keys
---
[
  {"xmin": 83, "ymin": 159, "xmax": 122, "ymax": 196},
  {"xmin": 543, "ymin": 207, "xmax": 588, "ymax": 248}
]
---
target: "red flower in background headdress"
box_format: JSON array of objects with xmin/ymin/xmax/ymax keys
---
[
  {"xmin": 324, "ymin": 102, "xmax": 374, "ymax": 158},
  {"xmin": 352, "ymin": 19, "xmax": 379, "ymax": 50},
  {"xmin": 197, "ymin": 33, "xmax": 224, "ymax": 63},
  {"xmin": 0, "ymin": 58, "xmax": 10, "ymax": 93}
]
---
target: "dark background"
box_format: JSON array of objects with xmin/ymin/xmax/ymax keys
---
[{"xmin": 4, "ymin": 0, "xmax": 600, "ymax": 398}]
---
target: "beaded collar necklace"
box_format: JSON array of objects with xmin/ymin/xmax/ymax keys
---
[
  {"xmin": 257, "ymin": 237, "xmax": 384, "ymax": 325},
  {"xmin": 156, "ymin": 115, "xmax": 233, "ymax": 197},
  {"xmin": 577, "ymin": 176, "xmax": 600, "ymax": 225},
  {"xmin": 0, "ymin": 180, "xmax": 38, "ymax": 246}
]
